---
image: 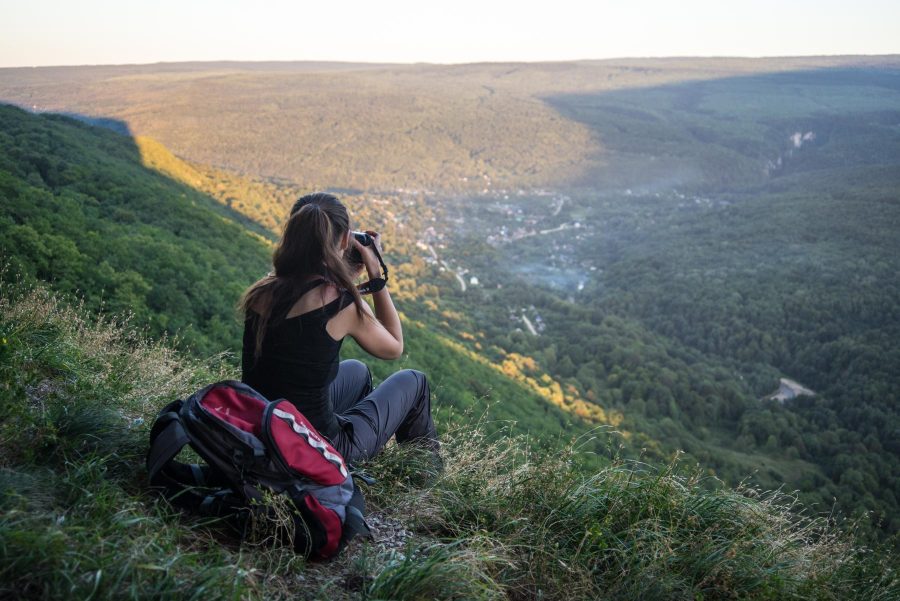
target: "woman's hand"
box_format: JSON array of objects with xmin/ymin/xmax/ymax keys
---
[
  {"xmin": 352, "ymin": 230, "xmax": 384, "ymax": 279},
  {"xmin": 344, "ymin": 229, "xmax": 402, "ymax": 359}
]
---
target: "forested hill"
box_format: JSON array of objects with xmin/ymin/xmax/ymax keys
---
[
  {"xmin": 0, "ymin": 104, "xmax": 270, "ymax": 355},
  {"xmin": 412, "ymin": 66, "xmax": 900, "ymax": 541},
  {"xmin": 0, "ymin": 103, "xmax": 616, "ymax": 456},
  {"xmin": 2, "ymin": 56, "xmax": 898, "ymax": 192},
  {"xmin": 5, "ymin": 98, "xmax": 897, "ymax": 545}
]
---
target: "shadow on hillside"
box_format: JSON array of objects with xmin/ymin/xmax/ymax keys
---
[
  {"xmin": 539, "ymin": 66, "xmax": 900, "ymax": 192},
  {"xmin": 53, "ymin": 111, "xmax": 134, "ymax": 136},
  {"xmin": 25, "ymin": 106, "xmax": 278, "ymax": 240}
]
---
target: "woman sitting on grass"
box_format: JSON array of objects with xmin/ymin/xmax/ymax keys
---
[{"xmin": 240, "ymin": 192, "xmax": 439, "ymax": 464}]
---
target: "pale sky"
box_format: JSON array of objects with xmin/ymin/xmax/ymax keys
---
[{"xmin": 1, "ymin": 0, "xmax": 898, "ymax": 68}]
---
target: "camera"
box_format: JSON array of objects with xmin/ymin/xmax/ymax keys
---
[
  {"xmin": 347, "ymin": 231, "xmax": 373, "ymax": 264},
  {"xmin": 346, "ymin": 230, "xmax": 389, "ymax": 293}
]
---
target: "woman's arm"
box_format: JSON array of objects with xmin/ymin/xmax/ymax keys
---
[{"xmin": 344, "ymin": 232, "xmax": 403, "ymax": 360}]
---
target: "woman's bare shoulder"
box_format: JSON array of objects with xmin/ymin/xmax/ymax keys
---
[{"xmin": 325, "ymin": 290, "xmax": 366, "ymax": 339}]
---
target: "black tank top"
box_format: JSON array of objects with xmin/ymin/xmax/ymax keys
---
[{"xmin": 241, "ymin": 279, "xmax": 354, "ymax": 442}]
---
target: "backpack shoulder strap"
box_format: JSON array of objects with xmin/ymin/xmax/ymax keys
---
[
  {"xmin": 341, "ymin": 482, "xmax": 372, "ymax": 545},
  {"xmin": 147, "ymin": 399, "xmax": 190, "ymax": 483},
  {"xmin": 146, "ymin": 399, "xmax": 234, "ymax": 511}
]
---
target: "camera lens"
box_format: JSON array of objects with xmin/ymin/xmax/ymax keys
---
[{"xmin": 347, "ymin": 231, "xmax": 371, "ymax": 264}]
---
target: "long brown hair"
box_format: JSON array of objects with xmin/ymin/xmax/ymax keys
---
[{"xmin": 240, "ymin": 192, "xmax": 365, "ymax": 359}]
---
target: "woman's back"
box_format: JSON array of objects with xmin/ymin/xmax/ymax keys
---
[{"xmin": 241, "ymin": 278, "xmax": 353, "ymax": 441}]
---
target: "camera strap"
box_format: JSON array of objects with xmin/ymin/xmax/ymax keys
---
[{"xmin": 357, "ymin": 244, "xmax": 388, "ymax": 295}]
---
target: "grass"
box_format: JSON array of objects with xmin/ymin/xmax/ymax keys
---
[
  {"xmin": 0, "ymin": 279, "xmax": 896, "ymax": 600},
  {"xmin": 363, "ymin": 427, "xmax": 899, "ymax": 600}
]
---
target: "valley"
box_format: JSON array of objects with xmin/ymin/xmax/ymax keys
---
[{"xmin": 1, "ymin": 57, "xmax": 899, "ymax": 544}]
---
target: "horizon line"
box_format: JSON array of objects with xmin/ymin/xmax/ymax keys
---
[{"xmin": 3, "ymin": 53, "xmax": 900, "ymax": 71}]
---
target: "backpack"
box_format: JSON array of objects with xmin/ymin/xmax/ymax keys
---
[{"xmin": 145, "ymin": 380, "xmax": 370, "ymax": 559}]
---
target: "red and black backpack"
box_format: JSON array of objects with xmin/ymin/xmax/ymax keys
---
[{"xmin": 146, "ymin": 380, "xmax": 369, "ymax": 559}]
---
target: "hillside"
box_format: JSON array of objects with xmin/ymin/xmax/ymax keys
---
[
  {"xmin": 2, "ymin": 102, "xmax": 894, "ymax": 599},
  {"xmin": 1, "ymin": 280, "xmax": 896, "ymax": 599},
  {"xmin": 2, "ymin": 56, "xmax": 899, "ymax": 192},
  {"xmin": 2, "ymin": 56, "xmax": 899, "ymax": 548},
  {"xmin": 0, "ymin": 104, "xmax": 624, "ymax": 461},
  {"xmin": 0, "ymin": 105, "xmax": 271, "ymax": 355}
]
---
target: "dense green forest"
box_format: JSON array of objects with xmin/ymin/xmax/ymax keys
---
[
  {"xmin": 0, "ymin": 106, "xmax": 270, "ymax": 355},
  {"xmin": 427, "ymin": 70, "xmax": 900, "ymax": 539},
  {"xmin": 434, "ymin": 185, "xmax": 900, "ymax": 539}
]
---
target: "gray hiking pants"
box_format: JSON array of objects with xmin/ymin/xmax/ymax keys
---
[{"xmin": 327, "ymin": 360, "xmax": 438, "ymax": 462}]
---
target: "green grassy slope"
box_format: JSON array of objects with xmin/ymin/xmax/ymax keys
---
[{"xmin": 1, "ymin": 280, "xmax": 895, "ymax": 600}]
